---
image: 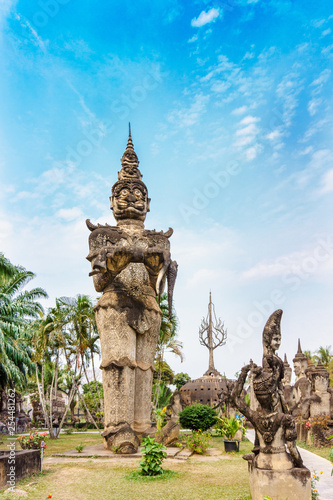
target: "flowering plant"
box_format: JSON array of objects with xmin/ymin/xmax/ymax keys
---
[
  {"xmin": 184, "ymin": 429, "xmax": 210, "ymax": 454},
  {"xmin": 16, "ymin": 431, "xmax": 48, "ymax": 450}
]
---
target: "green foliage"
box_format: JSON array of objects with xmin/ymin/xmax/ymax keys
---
[
  {"xmin": 153, "ymin": 360, "xmax": 174, "ymax": 385},
  {"xmin": 139, "ymin": 436, "xmax": 167, "ymax": 476},
  {"xmin": 178, "ymin": 404, "xmax": 218, "ymax": 432},
  {"xmin": 81, "ymin": 381, "xmax": 104, "ymax": 414},
  {"xmin": 152, "ymin": 381, "xmax": 172, "ymax": 409},
  {"xmin": 215, "ymin": 416, "xmax": 246, "ymax": 441},
  {"xmin": 0, "ymin": 253, "xmax": 47, "ymax": 389},
  {"xmin": 173, "ymin": 372, "xmax": 191, "ymax": 390},
  {"xmin": 311, "ymin": 471, "xmax": 320, "ymax": 499},
  {"xmin": 153, "ymin": 407, "xmax": 167, "ymax": 436},
  {"xmin": 75, "ymin": 443, "xmax": 84, "ymax": 453},
  {"xmin": 16, "ymin": 431, "xmax": 48, "ymax": 450},
  {"xmin": 184, "ymin": 430, "xmax": 210, "ymax": 454}
]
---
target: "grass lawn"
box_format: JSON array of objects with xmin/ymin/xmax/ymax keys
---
[
  {"xmin": 0, "ymin": 433, "xmax": 252, "ymax": 500},
  {"xmin": 297, "ymin": 440, "xmax": 333, "ymax": 461}
]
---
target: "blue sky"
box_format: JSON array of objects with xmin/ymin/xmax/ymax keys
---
[{"xmin": 0, "ymin": 0, "xmax": 333, "ymax": 380}]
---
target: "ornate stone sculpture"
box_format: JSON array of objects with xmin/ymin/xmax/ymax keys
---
[
  {"xmin": 231, "ymin": 310, "xmax": 311, "ymax": 500},
  {"xmin": 86, "ymin": 125, "xmax": 177, "ymax": 453},
  {"xmin": 292, "ymin": 339, "xmax": 311, "ymax": 418},
  {"xmin": 282, "ymin": 354, "xmax": 293, "ymax": 411}
]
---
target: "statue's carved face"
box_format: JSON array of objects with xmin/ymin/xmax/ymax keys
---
[
  {"xmin": 111, "ymin": 181, "xmax": 150, "ymax": 221},
  {"xmin": 314, "ymin": 375, "xmax": 328, "ymax": 392},
  {"xmin": 270, "ymin": 333, "xmax": 281, "ymax": 352},
  {"xmin": 294, "ymin": 361, "xmax": 302, "ymax": 377},
  {"xmin": 283, "ymin": 368, "xmax": 292, "ymax": 385}
]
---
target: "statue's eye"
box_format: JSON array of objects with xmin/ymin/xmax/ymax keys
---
[
  {"xmin": 120, "ymin": 189, "xmax": 129, "ymax": 196},
  {"xmin": 134, "ymin": 189, "xmax": 142, "ymax": 197}
]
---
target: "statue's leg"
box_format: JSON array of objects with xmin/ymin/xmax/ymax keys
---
[
  {"xmin": 134, "ymin": 310, "xmax": 161, "ymax": 435},
  {"xmin": 95, "ymin": 305, "xmax": 139, "ymax": 453}
]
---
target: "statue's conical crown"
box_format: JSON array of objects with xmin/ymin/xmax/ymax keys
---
[
  {"xmin": 293, "ymin": 338, "xmax": 307, "ymax": 362},
  {"xmin": 118, "ymin": 123, "xmax": 143, "ymax": 181}
]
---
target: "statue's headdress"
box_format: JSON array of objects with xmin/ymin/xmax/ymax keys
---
[
  {"xmin": 262, "ymin": 309, "xmax": 282, "ymax": 352},
  {"xmin": 111, "ymin": 123, "xmax": 148, "ymax": 196},
  {"xmin": 293, "ymin": 339, "xmax": 307, "ymax": 363}
]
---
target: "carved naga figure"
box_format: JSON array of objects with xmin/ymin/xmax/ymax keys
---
[
  {"xmin": 86, "ymin": 125, "xmax": 177, "ymax": 453},
  {"xmin": 231, "ymin": 310, "xmax": 311, "ymax": 500}
]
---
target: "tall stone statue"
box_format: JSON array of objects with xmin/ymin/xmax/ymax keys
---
[
  {"xmin": 231, "ymin": 310, "xmax": 311, "ymax": 500},
  {"xmin": 86, "ymin": 125, "xmax": 177, "ymax": 454}
]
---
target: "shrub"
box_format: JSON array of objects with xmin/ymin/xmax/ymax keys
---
[
  {"xmin": 139, "ymin": 437, "xmax": 167, "ymax": 476},
  {"xmin": 16, "ymin": 431, "xmax": 47, "ymax": 450},
  {"xmin": 184, "ymin": 430, "xmax": 209, "ymax": 454},
  {"xmin": 75, "ymin": 443, "xmax": 84, "ymax": 453},
  {"xmin": 215, "ymin": 416, "xmax": 246, "ymax": 441},
  {"xmin": 178, "ymin": 404, "xmax": 217, "ymax": 431}
]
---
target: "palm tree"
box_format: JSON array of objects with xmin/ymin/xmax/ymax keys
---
[
  {"xmin": 314, "ymin": 346, "xmax": 332, "ymax": 367},
  {"xmin": 57, "ymin": 295, "xmax": 102, "ymax": 414},
  {"xmin": 152, "ymin": 293, "xmax": 183, "ymax": 408},
  {"xmin": 0, "ymin": 254, "xmax": 47, "ymax": 390}
]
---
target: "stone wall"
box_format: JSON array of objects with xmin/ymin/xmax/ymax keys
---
[{"xmin": 0, "ymin": 450, "xmax": 41, "ymax": 489}]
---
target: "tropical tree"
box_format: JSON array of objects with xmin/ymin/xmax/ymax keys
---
[
  {"xmin": 152, "ymin": 293, "xmax": 183, "ymax": 408},
  {"xmin": 152, "ymin": 381, "xmax": 173, "ymax": 409},
  {"xmin": 174, "ymin": 372, "xmax": 191, "ymax": 391},
  {"xmin": 314, "ymin": 346, "xmax": 333, "ymax": 367},
  {"xmin": 30, "ymin": 294, "xmax": 101, "ymax": 438},
  {"xmin": 0, "ymin": 253, "xmax": 47, "ymax": 390},
  {"xmin": 153, "ymin": 360, "xmax": 174, "ymax": 385}
]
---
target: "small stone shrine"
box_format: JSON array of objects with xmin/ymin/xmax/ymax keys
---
[
  {"xmin": 232, "ymin": 310, "xmax": 311, "ymax": 500},
  {"xmin": 86, "ymin": 125, "xmax": 177, "ymax": 454},
  {"xmin": 179, "ymin": 292, "xmax": 229, "ymax": 407}
]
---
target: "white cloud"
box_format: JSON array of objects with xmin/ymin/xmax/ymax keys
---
[
  {"xmin": 14, "ymin": 13, "xmax": 47, "ymax": 53},
  {"xmin": 245, "ymin": 145, "xmax": 261, "ymax": 161},
  {"xmin": 320, "ymin": 169, "xmax": 333, "ymax": 194},
  {"xmin": 232, "ymin": 106, "xmax": 248, "ymax": 115},
  {"xmin": 191, "ymin": 8, "xmax": 220, "ymax": 28},
  {"xmin": 240, "ymin": 115, "xmax": 260, "ymax": 125},
  {"xmin": 188, "ymin": 34, "xmax": 198, "ymax": 43},
  {"xmin": 56, "ymin": 207, "xmax": 83, "ymax": 221},
  {"xmin": 265, "ymin": 130, "xmax": 282, "ymax": 141},
  {"xmin": 167, "ymin": 93, "xmax": 209, "ymax": 128},
  {"xmin": 322, "ymin": 28, "xmax": 332, "ymax": 37},
  {"xmin": 307, "ymin": 98, "xmax": 322, "ymax": 116},
  {"xmin": 236, "ymin": 123, "xmax": 259, "ymax": 136}
]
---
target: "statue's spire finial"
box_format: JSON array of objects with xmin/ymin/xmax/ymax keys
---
[
  {"xmin": 118, "ymin": 125, "xmax": 143, "ymax": 181},
  {"xmin": 297, "ymin": 338, "xmax": 302, "ymax": 354}
]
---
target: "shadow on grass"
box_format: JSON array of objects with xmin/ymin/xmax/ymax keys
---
[{"xmin": 125, "ymin": 470, "xmax": 179, "ymax": 482}]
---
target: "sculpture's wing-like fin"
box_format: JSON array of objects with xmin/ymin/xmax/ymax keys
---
[
  {"xmin": 164, "ymin": 227, "xmax": 174, "ymax": 238},
  {"xmin": 167, "ymin": 260, "xmax": 178, "ymax": 320},
  {"xmin": 86, "ymin": 219, "xmax": 98, "ymax": 231}
]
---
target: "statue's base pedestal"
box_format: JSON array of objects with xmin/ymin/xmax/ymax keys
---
[
  {"xmin": 102, "ymin": 423, "xmax": 140, "ymax": 454},
  {"xmin": 248, "ymin": 463, "xmax": 311, "ymax": 500}
]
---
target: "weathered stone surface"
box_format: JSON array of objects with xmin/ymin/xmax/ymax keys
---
[
  {"xmin": 247, "ymin": 463, "xmax": 311, "ymax": 500},
  {"xmin": 86, "ymin": 126, "xmax": 177, "ymax": 453},
  {"xmin": 0, "ymin": 450, "xmax": 41, "ymax": 489},
  {"xmin": 231, "ymin": 310, "xmax": 311, "ymax": 498}
]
